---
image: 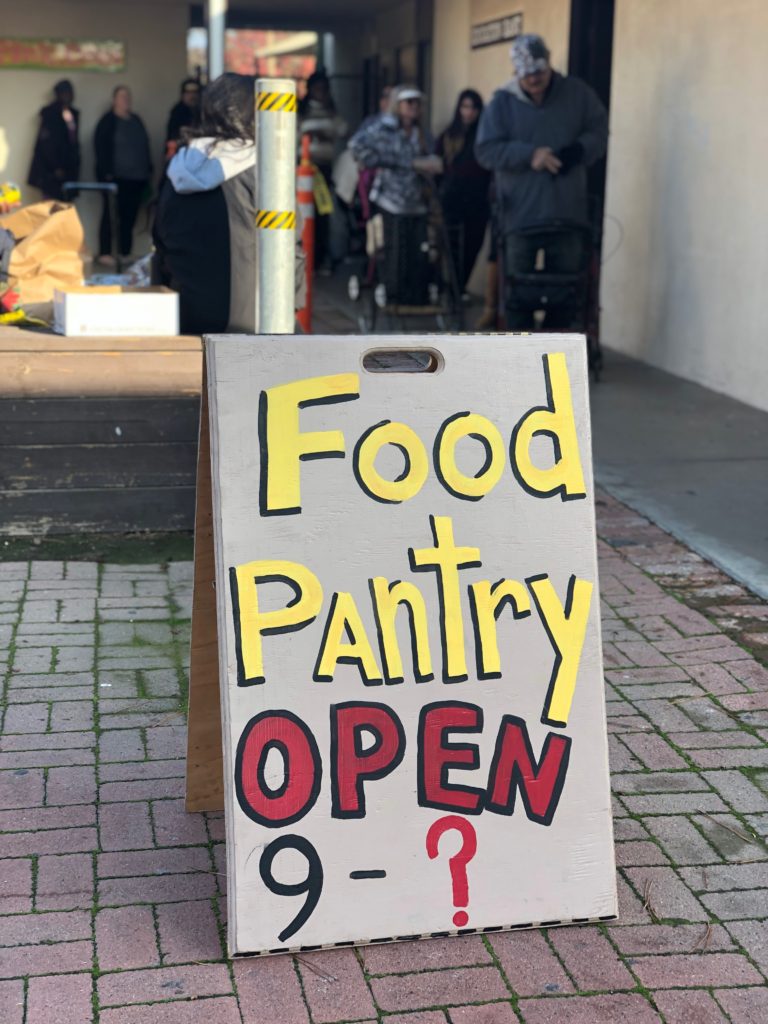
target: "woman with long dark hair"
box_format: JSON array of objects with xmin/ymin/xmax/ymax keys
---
[
  {"xmin": 435, "ymin": 89, "xmax": 491, "ymax": 293},
  {"xmin": 153, "ymin": 73, "xmax": 303, "ymax": 333},
  {"xmin": 152, "ymin": 74, "xmax": 258, "ymax": 333}
]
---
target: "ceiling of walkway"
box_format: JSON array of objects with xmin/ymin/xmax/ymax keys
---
[
  {"xmin": 179, "ymin": 0, "xmax": 403, "ymax": 31},
  {"xmin": 232, "ymin": 0, "xmax": 398, "ymax": 11}
]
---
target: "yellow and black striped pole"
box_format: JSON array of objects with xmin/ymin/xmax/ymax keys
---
[{"xmin": 254, "ymin": 78, "xmax": 297, "ymax": 334}]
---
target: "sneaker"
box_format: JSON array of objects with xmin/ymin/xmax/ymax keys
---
[{"xmin": 94, "ymin": 254, "xmax": 117, "ymax": 268}]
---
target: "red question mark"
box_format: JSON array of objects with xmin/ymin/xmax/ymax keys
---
[{"xmin": 426, "ymin": 815, "xmax": 477, "ymax": 927}]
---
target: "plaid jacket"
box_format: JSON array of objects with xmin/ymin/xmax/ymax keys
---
[{"xmin": 349, "ymin": 115, "xmax": 431, "ymax": 216}]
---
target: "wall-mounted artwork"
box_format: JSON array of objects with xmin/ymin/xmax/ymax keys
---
[{"xmin": 0, "ymin": 38, "xmax": 125, "ymax": 72}]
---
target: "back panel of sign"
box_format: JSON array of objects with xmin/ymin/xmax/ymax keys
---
[{"xmin": 205, "ymin": 333, "xmax": 617, "ymax": 955}]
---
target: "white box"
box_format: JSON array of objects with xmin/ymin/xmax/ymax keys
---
[{"xmin": 53, "ymin": 286, "xmax": 179, "ymax": 337}]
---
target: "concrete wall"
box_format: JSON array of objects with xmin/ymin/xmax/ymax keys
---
[
  {"xmin": 602, "ymin": 0, "xmax": 768, "ymax": 412},
  {"xmin": 0, "ymin": 0, "xmax": 189, "ymax": 255},
  {"xmin": 432, "ymin": 0, "xmax": 571, "ymax": 132}
]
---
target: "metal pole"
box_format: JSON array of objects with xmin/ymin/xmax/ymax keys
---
[
  {"xmin": 207, "ymin": 0, "xmax": 226, "ymax": 81},
  {"xmin": 254, "ymin": 78, "xmax": 297, "ymax": 334}
]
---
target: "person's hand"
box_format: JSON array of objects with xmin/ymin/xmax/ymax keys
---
[
  {"xmin": 531, "ymin": 147, "xmax": 562, "ymax": 174},
  {"xmin": 413, "ymin": 155, "xmax": 443, "ymax": 176}
]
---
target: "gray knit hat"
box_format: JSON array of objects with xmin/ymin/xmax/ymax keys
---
[{"xmin": 510, "ymin": 34, "xmax": 551, "ymax": 77}]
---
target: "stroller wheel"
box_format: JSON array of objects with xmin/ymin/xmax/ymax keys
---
[
  {"xmin": 374, "ymin": 283, "xmax": 387, "ymax": 309},
  {"xmin": 347, "ymin": 274, "xmax": 361, "ymax": 302}
]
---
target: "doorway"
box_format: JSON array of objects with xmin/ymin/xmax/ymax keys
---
[{"xmin": 568, "ymin": 0, "xmax": 615, "ymax": 225}]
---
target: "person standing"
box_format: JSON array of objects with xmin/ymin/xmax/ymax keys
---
[
  {"xmin": 299, "ymin": 69, "xmax": 348, "ymax": 274},
  {"xmin": 153, "ymin": 73, "xmax": 304, "ymax": 334},
  {"xmin": 358, "ymin": 85, "xmax": 392, "ymax": 132},
  {"xmin": 94, "ymin": 85, "xmax": 152, "ymax": 265},
  {"xmin": 475, "ymin": 34, "xmax": 608, "ymax": 328},
  {"xmin": 349, "ymin": 84, "xmax": 440, "ymax": 217},
  {"xmin": 166, "ymin": 78, "xmax": 202, "ymax": 151},
  {"xmin": 349, "ymin": 84, "xmax": 441, "ymax": 305},
  {"xmin": 435, "ymin": 88, "xmax": 491, "ymax": 294},
  {"xmin": 27, "ymin": 80, "xmax": 80, "ymax": 201}
]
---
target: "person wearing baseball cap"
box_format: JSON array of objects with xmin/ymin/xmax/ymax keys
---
[
  {"xmin": 475, "ymin": 33, "xmax": 608, "ymax": 327},
  {"xmin": 349, "ymin": 84, "xmax": 441, "ymax": 217},
  {"xmin": 349, "ymin": 83, "xmax": 442, "ymax": 305}
]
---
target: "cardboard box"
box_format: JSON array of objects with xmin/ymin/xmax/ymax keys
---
[{"xmin": 53, "ymin": 286, "xmax": 179, "ymax": 337}]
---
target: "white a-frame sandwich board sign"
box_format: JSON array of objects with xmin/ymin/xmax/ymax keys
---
[{"xmin": 189, "ymin": 333, "xmax": 617, "ymax": 955}]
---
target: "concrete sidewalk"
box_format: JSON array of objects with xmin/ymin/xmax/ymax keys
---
[
  {"xmin": 591, "ymin": 352, "xmax": 768, "ymax": 601},
  {"xmin": 2, "ymin": 490, "xmax": 768, "ymax": 1023}
]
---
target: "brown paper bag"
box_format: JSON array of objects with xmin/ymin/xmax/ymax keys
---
[{"xmin": 0, "ymin": 201, "xmax": 84, "ymax": 304}]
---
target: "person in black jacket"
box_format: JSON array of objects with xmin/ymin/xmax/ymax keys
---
[
  {"xmin": 435, "ymin": 88, "xmax": 491, "ymax": 294},
  {"xmin": 166, "ymin": 79, "xmax": 202, "ymax": 148},
  {"xmin": 152, "ymin": 74, "xmax": 260, "ymax": 333},
  {"xmin": 27, "ymin": 80, "xmax": 80, "ymax": 200},
  {"xmin": 94, "ymin": 85, "xmax": 152, "ymax": 264}
]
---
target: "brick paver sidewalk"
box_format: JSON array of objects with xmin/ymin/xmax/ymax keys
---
[{"xmin": 2, "ymin": 490, "xmax": 767, "ymax": 1023}]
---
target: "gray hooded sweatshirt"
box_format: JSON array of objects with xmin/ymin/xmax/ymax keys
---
[{"xmin": 475, "ymin": 72, "xmax": 608, "ymax": 233}]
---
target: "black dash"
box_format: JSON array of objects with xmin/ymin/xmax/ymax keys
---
[
  {"xmin": 599, "ymin": 914, "xmax": 618, "ymax": 922},
  {"xmin": 299, "ymin": 944, "xmax": 323, "ymax": 951},
  {"xmin": 540, "ymin": 920, "xmax": 562, "ymax": 926},
  {"xmin": 350, "ymin": 870, "xmax": 387, "ymax": 880},
  {"xmin": 430, "ymin": 931, "xmax": 450, "ymax": 938},
  {"xmin": 394, "ymin": 934, "xmax": 420, "ymax": 941},
  {"xmin": 510, "ymin": 922, "xmax": 533, "ymax": 930}
]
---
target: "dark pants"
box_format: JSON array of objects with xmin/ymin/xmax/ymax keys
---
[
  {"xmin": 444, "ymin": 205, "xmax": 489, "ymax": 292},
  {"xmin": 504, "ymin": 229, "xmax": 586, "ymax": 330},
  {"xmin": 314, "ymin": 165, "xmax": 333, "ymax": 270},
  {"xmin": 99, "ymin": 179, "xmax": 147, "ymax": 257}
]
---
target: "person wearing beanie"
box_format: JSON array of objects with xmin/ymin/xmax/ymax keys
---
[{"xmin": 475, "ymin": 34, "xmax": 608, "ymax": 328}]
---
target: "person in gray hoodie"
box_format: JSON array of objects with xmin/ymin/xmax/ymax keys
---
[{"xmin": 475, "ymin": 34, "xmax": 608, "ymax": 327}]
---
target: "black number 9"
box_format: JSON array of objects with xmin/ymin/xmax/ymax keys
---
[{"xmin": 259, "ymin": 835, "xmax": 324, "ymax": 943}]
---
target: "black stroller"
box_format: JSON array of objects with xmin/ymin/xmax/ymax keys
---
[{"xmin": 501, "ymin": 220, "xmax": 603, "ymax": 380}]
